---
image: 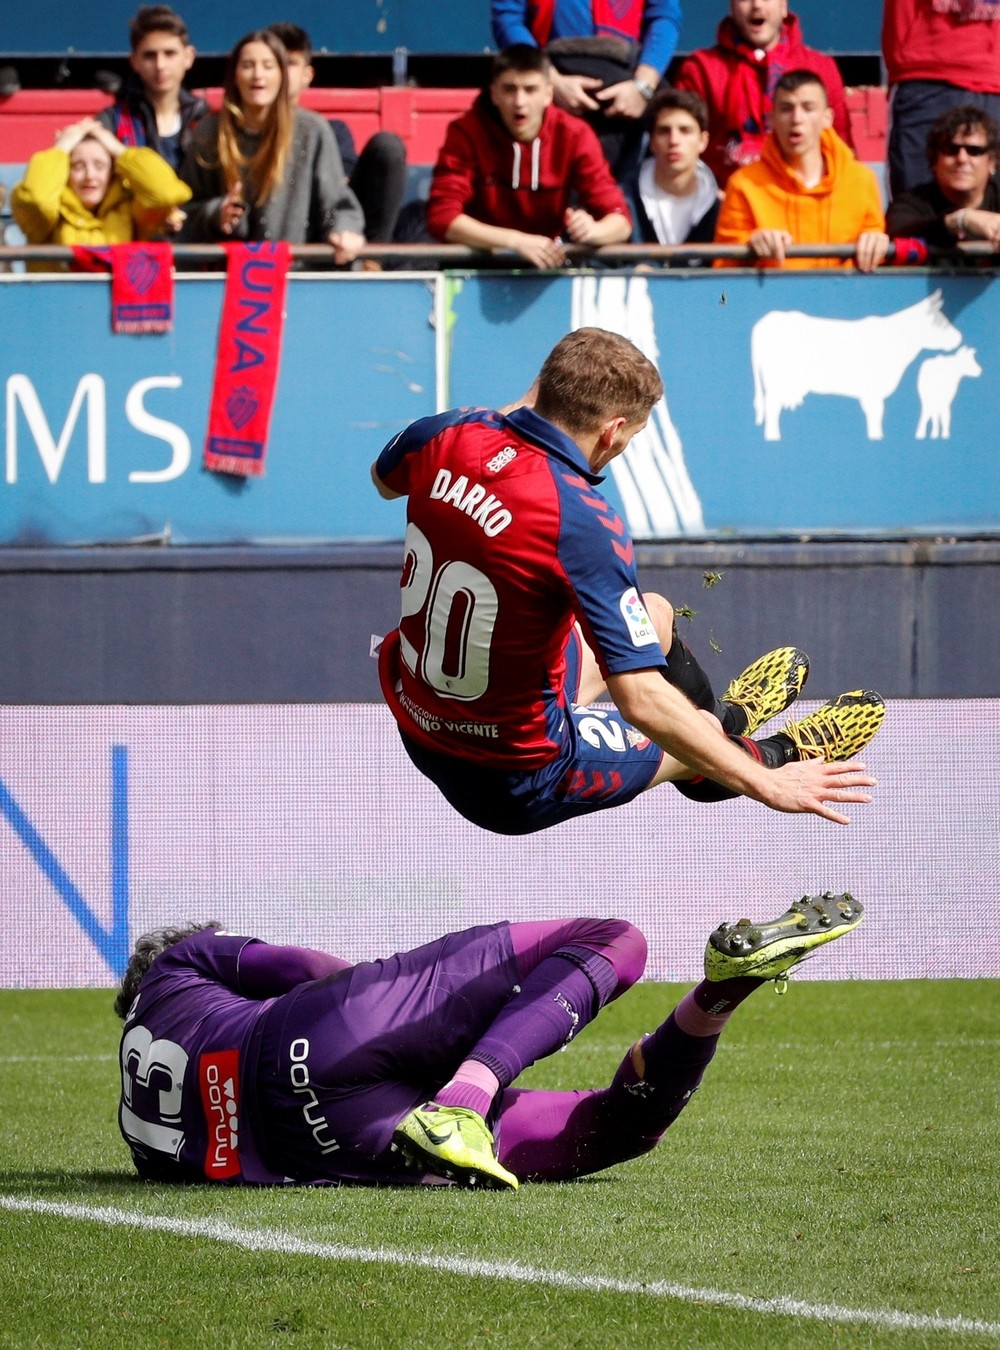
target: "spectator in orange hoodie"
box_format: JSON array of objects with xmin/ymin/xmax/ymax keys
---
[
  {"xmin": 674, "ymin": 1, "xmax": 852, "ymax": 188},
  {"xmin": 713, "ymin": 69, "xmax": 888, "ymax": 271}
]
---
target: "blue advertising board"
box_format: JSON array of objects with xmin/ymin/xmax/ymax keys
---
[
  {"xmin": 1, "ymin": 269, "xmax": 998, "ymax": 544},
  {"xmin": 1, "ymin": 274, "xmax": 434, "ymax": 544},
  {"xmin": 446, "ymin": 270, "xmax": 1000, "ymax": 537}
]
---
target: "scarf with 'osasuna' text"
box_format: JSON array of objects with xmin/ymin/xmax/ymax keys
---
[{"xmin": 204, "ymin": 241, "xmax": 291, "ymax": 478}]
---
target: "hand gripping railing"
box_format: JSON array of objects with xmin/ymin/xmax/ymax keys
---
[{"xmin": 0, "ymin": 241, "xmax": 996, "ymax": 268}]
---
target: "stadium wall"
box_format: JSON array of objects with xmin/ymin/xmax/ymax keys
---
[
  {"xmin": 0, "ymin": 540, "xmax": 997, "ymax": 703},
  {"xmin": 5, "ymin": 0, "xmax": 882, "ymax": 59}
]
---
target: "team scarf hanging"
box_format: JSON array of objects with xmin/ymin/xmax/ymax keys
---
[
  {"xmin": 931, "ymin": 0, "xmax": 1000, "ymax": 18},
  {"xmin": 203, "ymin": 240, "xmax": 291, "ymax": 478},
  {"xmin": 527, "ymin": 0, "xmax": 643, "ymax": 46},
  {"xmin": 71, "ymin": 242, "xmax": 175, "ymax": 333}
]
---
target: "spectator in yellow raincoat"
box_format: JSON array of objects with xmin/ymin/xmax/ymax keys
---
[{"xmin": 12, "ymin": 116, "xmax": 191, "ymax": 247}]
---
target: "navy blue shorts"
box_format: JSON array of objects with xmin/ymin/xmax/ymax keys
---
[{"xmin": 402, "ymin": 632, "xmax": 664, "ymax": 835}]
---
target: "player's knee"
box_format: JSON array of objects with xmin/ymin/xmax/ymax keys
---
[
  {"xmin": 614, "ymin": 921, "xmax": 647, "ymax": 992},
  {"xmin": 366, "ymin": 130, "xmax": 406, "ymax": 169}
]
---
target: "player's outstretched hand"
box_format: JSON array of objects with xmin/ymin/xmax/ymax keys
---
[{"xmin": 761, "ymin": 758, "xmax": 876, "ymax": 825}]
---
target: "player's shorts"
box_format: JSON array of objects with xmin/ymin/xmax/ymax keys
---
[
  {"xmin": 400, "ymin": 632, "xmax": 665, "ymax": 835},
  {"xmin": 252, "ymin": 923, "xmax": 520, "ymax": 1184}
]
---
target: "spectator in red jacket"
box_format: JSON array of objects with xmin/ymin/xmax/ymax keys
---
[
  {"xmin": 674, "ymin": 1, "xmax": 852, "ymax": 188},
  {"xmin": 882, "ymin": 0, "xmax": 1000, "ymax": 198},
  {"xmin": 425, "ymin": 45, "xmax": 632, "ymax": 268}
]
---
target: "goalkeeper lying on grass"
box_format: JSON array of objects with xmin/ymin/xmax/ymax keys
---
[{"xmin": 116, "ymin": 894, "xmax": 863, "ymax": 1191}]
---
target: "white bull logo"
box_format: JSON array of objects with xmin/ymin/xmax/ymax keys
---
[{"xmin": 751, "ymin": 290, "xmax": 962, "ymax": 440}]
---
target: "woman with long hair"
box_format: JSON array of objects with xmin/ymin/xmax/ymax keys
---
[{"xmin": 180, "ymin": 29, "xmax": 365, "ymax": 262}]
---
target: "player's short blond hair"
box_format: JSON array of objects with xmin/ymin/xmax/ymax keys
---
[{"xmin": 534, "ymin": 328, "xmax": 663, "ymax": 434}]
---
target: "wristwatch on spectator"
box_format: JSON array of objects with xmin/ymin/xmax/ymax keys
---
[{"xmin": 633, "ymin": 76, "xmax": 655, "ymax": 101}]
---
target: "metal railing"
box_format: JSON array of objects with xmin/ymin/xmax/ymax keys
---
[{"xmin": 0, "ymin": 241, "xmax": 997, "ymax": 269}]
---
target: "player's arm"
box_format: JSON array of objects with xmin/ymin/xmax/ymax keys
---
[
  {"xmin": 607, "ymin": 667, "xmax": 875, "ymax": 825},
  {"xmin": 371, "ymin": 421, "xmax": 427, "ymax": 499},
  {"xmin": 373, "ymin": 408, "xmax": 492, "ymax": 499},
  {"xmin": 237, "ymin": 942, "xmax": 353, "ymax": 998},
  {"xmin": 371, "ymin": 462, "xmax": 402, "ymax": 499}
]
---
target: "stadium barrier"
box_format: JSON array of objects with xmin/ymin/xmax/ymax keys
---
[
  {"xmin": 1, "ymin": 250, "xmax": 996, "ymax": 988},
  {"xmin": 9, "ymin": 241, "xmax": 996, "ymax": 266}
]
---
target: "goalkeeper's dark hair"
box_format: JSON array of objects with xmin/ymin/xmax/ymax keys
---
[{"xmin": 114, "ymin": 922, "xmax": 221, "ymax": 1019}]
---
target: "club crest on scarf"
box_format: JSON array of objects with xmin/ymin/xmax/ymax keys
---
[
  {"xmin": 71, "ymin": 242, "xmax": 176, "ymax": 334},
  {"xmin": 225, "ymin": 386, "xmax": 259, "ymax": 431},
  {"xmin": 124, "ymin": 247, "xmax": 161, "ymax": 296}
]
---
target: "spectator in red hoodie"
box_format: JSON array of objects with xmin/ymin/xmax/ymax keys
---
[
  {"xmin": 425, "ymin": 45, "xmax": 632, "ymax": 268},
  {"xmin": 674, "ymin": 1, "xmax": 852, "ymax": 188},
  {"xmin": 882, "ymin": 0, "xmax": 1000, "ymax": 198}
]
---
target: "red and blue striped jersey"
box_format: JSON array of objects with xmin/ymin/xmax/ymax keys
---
[{"xmin": 377, "ymin": 405, "xmax": 666, "ymax": 769}]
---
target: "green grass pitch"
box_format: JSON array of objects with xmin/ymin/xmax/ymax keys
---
[{"xmin": 2, "ymin": 980, "xmax": 998, "ymax": 1349}]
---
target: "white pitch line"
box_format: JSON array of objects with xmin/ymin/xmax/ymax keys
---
[
  {"xmin": 2, "ymin": 1194, "xmax": 997, "ymax": 1339},
  {"xmin": 715, "ymin": 1038, "xmax": 1000, "ymax": 1055},
  {"xmin": 571, "ymin": 1037, "xmax": 1000, "ymax": 1055}
]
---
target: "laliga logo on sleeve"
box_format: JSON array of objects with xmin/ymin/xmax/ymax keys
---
[{"xmin": 619, "ymin": 589, "xmax": 659, "ymax": 647}]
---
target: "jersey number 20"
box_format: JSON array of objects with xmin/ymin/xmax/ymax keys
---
[{"xmin": 398, "ymin": 522, "xmax": 498, "ymax": 701}]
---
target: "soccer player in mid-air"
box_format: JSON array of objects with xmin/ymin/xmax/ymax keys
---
[
  {"xmin": 116, "ymin": 892, "xmax": 865, "ymax": 1190},
  {"xmin": 372, "ymin": 327, "xmax": 885, "ymax": 836}
]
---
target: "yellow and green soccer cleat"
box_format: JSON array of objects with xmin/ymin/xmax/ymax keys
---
[
  {"xmin": 781, "ymin": 689, "xmax": 885, "ymax": 761},
  {"xmin": 391, "ymin": 1103, "xmax": 519, "ymax": 1191},
  {"xmin": 704, "ymin": 892, "xmax": 864, "ymax": 982},
  {"xmin": 722, "ymin": 646, "xmax": 810, "ymax": 736}
]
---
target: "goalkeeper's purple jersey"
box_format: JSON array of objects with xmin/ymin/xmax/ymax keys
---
[
  {"xmin": 117, "ymin": 924, "xmax": 522, "ymax": 1188},
  {"xmin": 117, "ymin": 930, "xmax": 323, "ymax": 1185},
  {"xmin": 376, "ymin": 405, "xmax": 666, "ymax": 770}
]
